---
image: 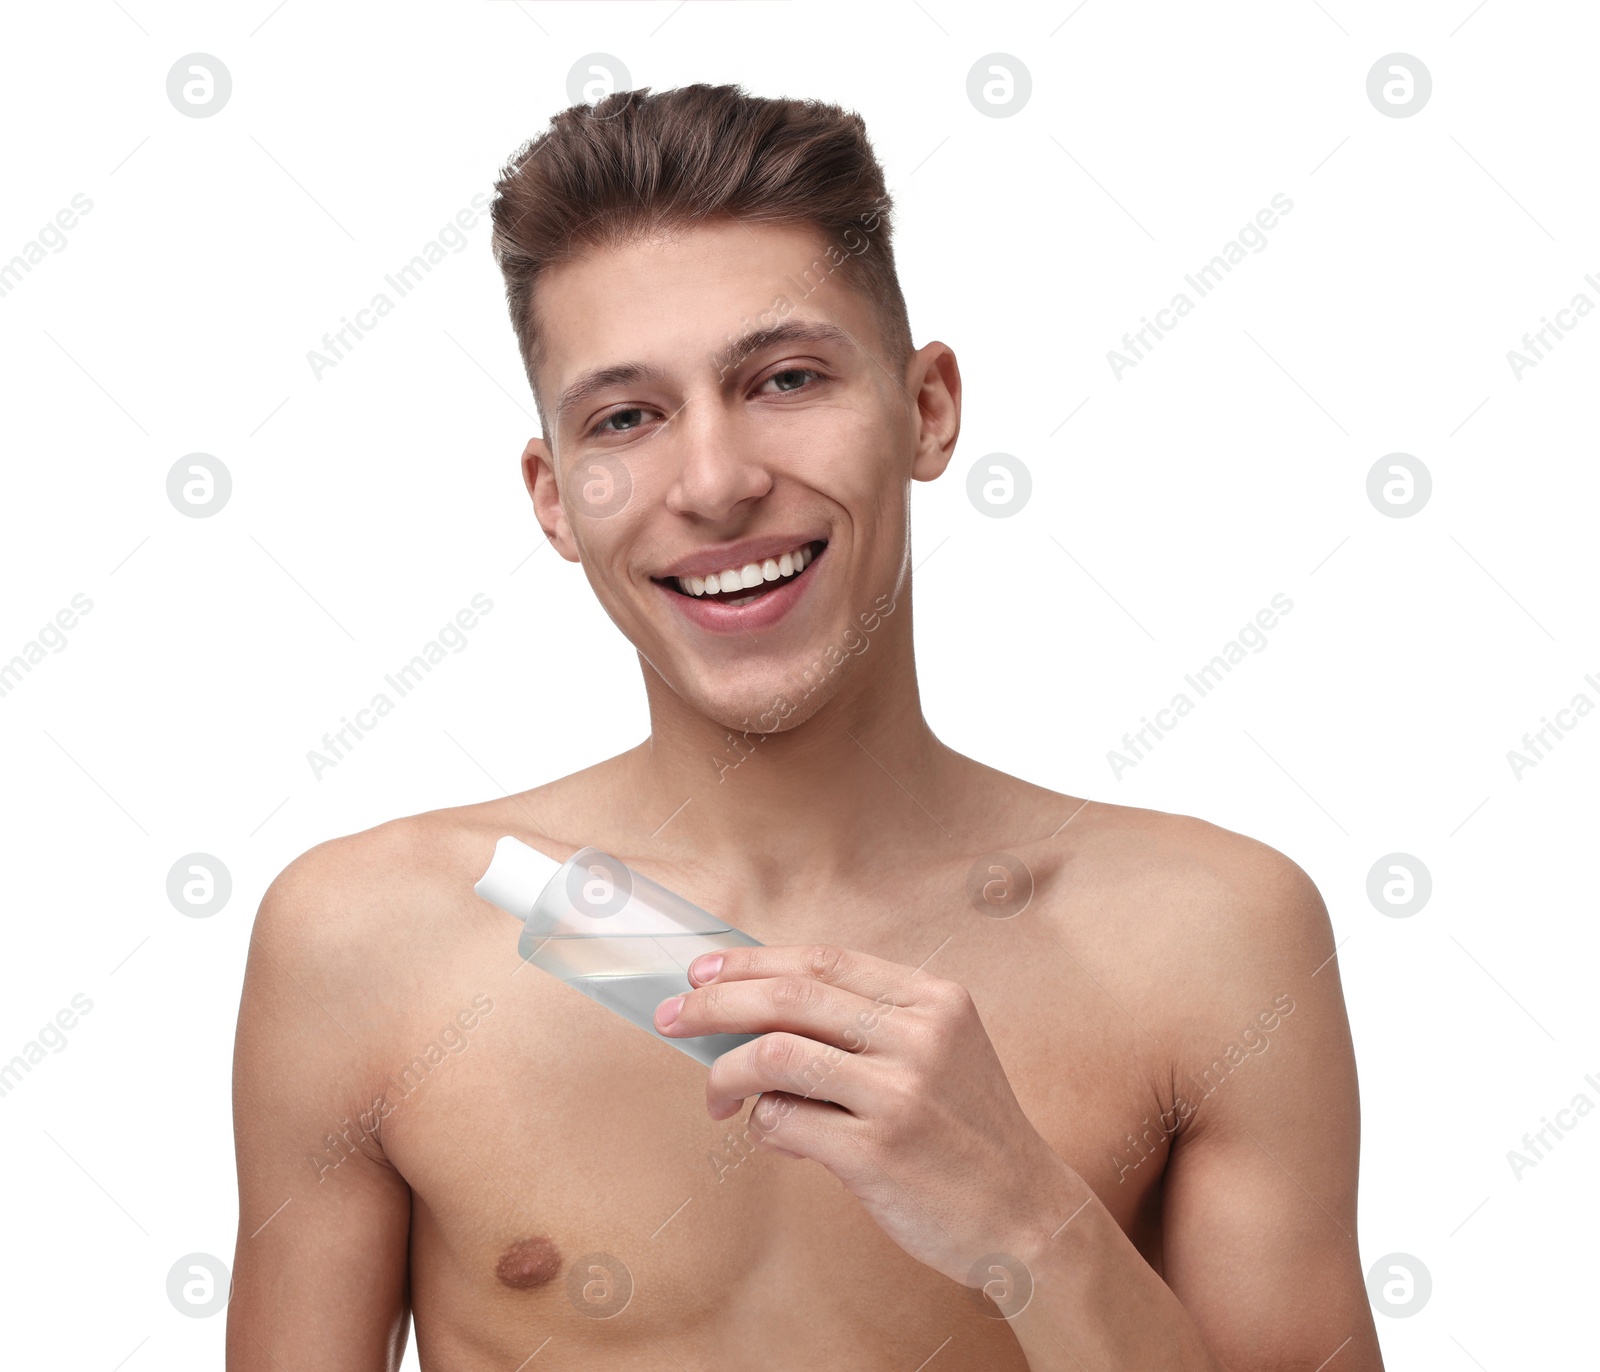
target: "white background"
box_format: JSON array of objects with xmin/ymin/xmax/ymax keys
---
[{"xmin": 1, "ymin": 0, "xmax": 1594, "ymax": 1366}]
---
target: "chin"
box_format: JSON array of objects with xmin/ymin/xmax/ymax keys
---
[{"xmin": 692, "ymin": 668, "xmax": 834, "ymax": 739}]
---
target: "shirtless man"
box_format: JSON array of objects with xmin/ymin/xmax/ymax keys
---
[{"xmin": 227, "ymin": 83, "xmax": 1384, "ymax": 1370}]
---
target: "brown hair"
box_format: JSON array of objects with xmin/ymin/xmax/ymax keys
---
[{"xmin": 488, "ymin": 82, "xmax": 913, "ymax": 426}]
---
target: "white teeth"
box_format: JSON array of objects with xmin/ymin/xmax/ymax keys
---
[{"xmin": 673, "ymin": 542, "xmax": 818, "ymax": 598}]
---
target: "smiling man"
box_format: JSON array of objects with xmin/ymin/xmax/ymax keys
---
[{"xmin": 228, "ymin": 84, "xmax": 1384, "ymax": 1370}]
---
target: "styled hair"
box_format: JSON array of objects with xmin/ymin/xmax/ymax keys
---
[{"xmin": 488, "ymin": 82, "xmax": 913, "ymax": 425}]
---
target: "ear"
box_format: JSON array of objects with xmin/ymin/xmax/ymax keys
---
[
  {"xmin": 905, "ymin": 341, "xmax": 961, "ymax": 482},
  {"xmin": 520, "ymin": 436, "xmax": 581, "ymax": 564}
]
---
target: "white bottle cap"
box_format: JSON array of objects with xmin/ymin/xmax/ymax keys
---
[{"xmin": 475, "ymin": 835, "xmax": 564, "ymax": 918}]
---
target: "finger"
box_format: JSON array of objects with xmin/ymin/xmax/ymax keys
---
[
  {"xmin": 660, "ymin": 968, "xmax": 903, "ymax": 1055},
  {"xmin": 743, "ymin": 1090, "xmax": 840, "ymax": 1160},
  {"xmin": 705, "ymin": 1030, "xmax": 869, "ymax": 1120},
  {"xmin": 687, "ymin": 941, "xmax": 947, "ymax": 1009}
]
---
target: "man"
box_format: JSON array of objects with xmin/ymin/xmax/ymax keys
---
[{"xmin": 229, "ymin": 83, "xmax": 1383, "ymax": 1369}]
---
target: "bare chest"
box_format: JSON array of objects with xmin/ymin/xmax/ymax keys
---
[{"xmin": 378, "ymin": 871, "xmax": 1169, "ymax": 1369}]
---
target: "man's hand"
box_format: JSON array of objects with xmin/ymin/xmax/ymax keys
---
[{"xmin": 653, "ymin": 942, "xmax": 1077, "ymax": 1290}]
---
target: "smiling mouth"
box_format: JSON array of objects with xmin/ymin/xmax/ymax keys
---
[{"xmin": 653, "ymin": 540, "xmax": 827, "ymax": 608}]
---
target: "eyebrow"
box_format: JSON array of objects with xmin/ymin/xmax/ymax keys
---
[
  {"xmin": 552, "ymin": 361, "xmax": 669, "ymax": 428},
  {"xmin": 552, "ymin": 320, "xmax": 855, "ymax": 428},
  {"xmin": 709, "ymin": 320, "xmax": 854, "ymax": 379}
]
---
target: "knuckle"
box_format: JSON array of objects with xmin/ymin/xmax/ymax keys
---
[
  {"xmin": 756, "ymin": 1031, "xmax": 800, "ymax": 1078},
  {"xmin": 753, "ymin": 1094, "xmax": 789, "ymax": 1134},
  {"xmin": 883, "ymin": 1071, "xmax": 932, "ymax": 1131},
  {"xmin": 772, "ymin": 974, "xmax": 814, "ymax": 1014},
  {"xmin": 805, "ymin": 943, "xmax": 847, "ymax": 983}
]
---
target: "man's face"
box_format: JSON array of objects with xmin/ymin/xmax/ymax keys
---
[{"xmin": 522, "ymin": 218, "xmax": 957, "ymax": 732}]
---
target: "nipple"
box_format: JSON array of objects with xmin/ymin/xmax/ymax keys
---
[{"xmin": 495, "ymin": 1234, "xmax": 563, "ymax": 1290}]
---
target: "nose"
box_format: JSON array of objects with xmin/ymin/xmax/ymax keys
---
[{"xmin": 662, "ymin": 392, "xmax": 773, "ymax": 521}]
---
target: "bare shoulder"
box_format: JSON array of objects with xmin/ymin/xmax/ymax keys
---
[
  {"xmin": 256, "ymin": 794, "xmax": 574, "ymax": 941},
  {"xmin": 1065, "ymin": 796, "xmax": 1325, "ymax": 936},
  {"xmin": 1022, "ymin": 791, "xmax": 1326, "ymax": 930},
  {"xmin": 243, "ymin": 794, "xmax": 578, "ymax": 1054},
  {"xmin": 1017, "ymin": 793, "xmax": 1339, "ymax": 1038}
]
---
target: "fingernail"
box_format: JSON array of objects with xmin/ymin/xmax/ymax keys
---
[
  {"xmin": 657, "ymin": 995, "xmax": 683, "ymax": 1028},
  {"xmin": 691, "ymin": 954, "xmax": 723, "ymax": 982}
]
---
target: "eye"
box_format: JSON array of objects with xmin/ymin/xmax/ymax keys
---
[
  {"xmin": 589, "ymin": 406, "xmax": 650, "ymax": 438},
  {"xmin": 758, "ymin": 367, "xmax": 821, "ymax": 395}
]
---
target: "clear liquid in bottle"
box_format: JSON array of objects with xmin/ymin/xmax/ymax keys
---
[{"xmin": 517, "ymin": 846, "xmax": 764, "ymax": 1067}]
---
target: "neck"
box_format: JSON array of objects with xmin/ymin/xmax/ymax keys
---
[{"xmin": 617, "ymin": 602, "xmax": 971, "ymax": 900}]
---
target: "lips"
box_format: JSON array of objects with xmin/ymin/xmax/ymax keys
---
[
  {"xmin": 652, "ymin": 539, "xmax": 827, "ymax": 636},
  {"xmin": 657, "ymin": 539, "xmax": 823, "ymax": 601}
]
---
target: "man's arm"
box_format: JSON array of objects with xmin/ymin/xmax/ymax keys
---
[
  {"xmin": 1001, "ymin": 841, "xmax": 1383, "ymax": 1370},
  {"xmin": 1155, "ymin": 853, "xmax": 1383, "ymax": 1368},
  {"xmin": 227, "ymin": 837, "xmax": 413, "ymax": 1371}
]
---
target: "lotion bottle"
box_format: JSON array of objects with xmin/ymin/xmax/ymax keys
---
[{"xmin": 475, "ymin": 835, "xmax": 764, "ymax": 1067}]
